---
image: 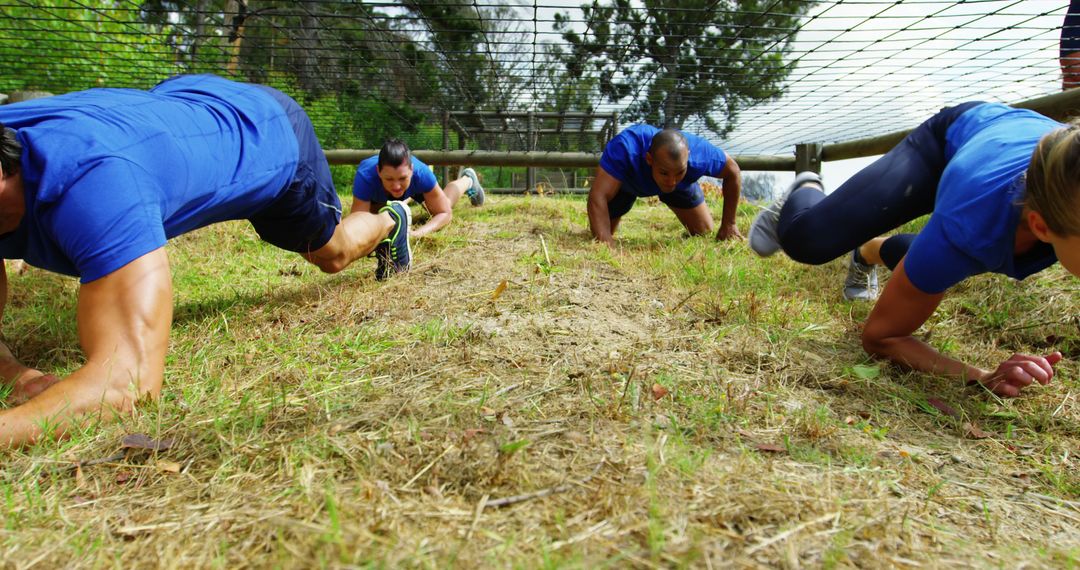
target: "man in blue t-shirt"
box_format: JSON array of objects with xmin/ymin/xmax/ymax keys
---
[
  {"xmin": 588, "ymin": 125, "xmax": 742, "ymax": 245},
  {"xmin": 0, "ymin": 75, "xmax": 414, "ymax": 447},
  {"xmin": 748, "ymin": 102, "xmax": 1070, "ymax": 398},
  {"xmin": 352, "ymin": 139, "xmax": 485, "ymax": 242}
]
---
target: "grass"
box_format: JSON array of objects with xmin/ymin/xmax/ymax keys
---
[{"xmin": 1, "ymin": 192, "xmax": 1079, "ymax": 567}]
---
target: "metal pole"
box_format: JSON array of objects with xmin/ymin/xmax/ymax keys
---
[
  {"xmin": 526, "ymin": 111, "xmax": 536, "ymax": 193},
  {"xmin": 324, "ymin": 149, "xmax": 794, "ymax": 171},
  {"xmin": 795, "ymin": 143, "xmax": 823, "ymax": 174},
  {"xmin": 450, "ymin": 110, "xmax": 599, "ymax": 119},
  {"xmin": 441, "ymin": 110, "xmax": 450, "ymax": 185}
]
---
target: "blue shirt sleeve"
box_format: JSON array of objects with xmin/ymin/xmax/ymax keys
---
[
  {"xmin": 902, "ymin": 216, "xmax": 985, "ymax": 294},
  {"xmin": 685, "ymin": 133, "xmax": 728, "ymax": 177},
  {"xmin": 352, "ymin": 159, "xmax": 384, "ymax": 202},
  {"xmin": 45, "ymin": 159, "xmax": 167, "ymax": 283},
  {"xmin": 411, "ymin": 160, "xmax": 438, "ymax": 196},
  {"xmin": 599, "ymin": 133, "xmax": 635, "ymax": 182}
]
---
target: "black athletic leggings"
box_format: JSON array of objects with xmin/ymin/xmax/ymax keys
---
[
  {"xmin": 1063, "ymin": 0, "xmax": 1080, "ymax": 60},
  {"xmin": 776, "ymin": 101, "xmax": 984, "ymax": 270}
]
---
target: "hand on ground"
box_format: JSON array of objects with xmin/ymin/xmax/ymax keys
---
[
  {"xmin": 715, "ymin": 223, "xmax": 743, "ymax": 241},
  {"xmin": 7, "ymin": 372, "xmax": 61, "ymax": 405},
  {"xmin": 979, "ymin": 352, "xmax": 1062, "ymax": 397}
]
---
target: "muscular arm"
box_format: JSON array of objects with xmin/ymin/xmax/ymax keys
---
[
  {"xmin": 0, "ymin": 248, "xmax": 173, "ymax": 447},
  {"xmin": 587, "ymin": 167, "xmax": 622, "ymax": 246},
  {"xmin": 862, "ymin": 259, "xmax": 1059, "ymax": 397},
  {"xmin": 715, "ymin": 154, "xmax": 742, "ymax": 241},
  {"xmin": 411, "ymin": 185, "xmax": 453, "ymax": 239}
]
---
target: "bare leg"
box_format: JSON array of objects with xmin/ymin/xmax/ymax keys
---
[
  {"xmin": 302, "ymin": 211, "xmax": 394, "ymax": 273},
  {"xmin": 668, "ymin": 203, "xmax": 715, "ymax": 236},
  {"xmin": 858, "ymin": 237, "xmax": 888, "ymax": 265},
  {"xmin": 442, "ymin": 176, "xmax": 474, "ymax": 208}
]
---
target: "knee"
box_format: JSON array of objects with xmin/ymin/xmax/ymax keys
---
[
  {"xmin": 313, "ymin": 255, "xmax": 348, "ymax": 274},
  {"xmin": 687, "ymin": 217, "xmax": 714, "ymax": 236},
  {"xmin": 778, "ymin": 230, "xmax": 838, "ymax": 265},
  {"xmin": 783, "ymin": 246, "xmax": 835, "ymax": 266}
]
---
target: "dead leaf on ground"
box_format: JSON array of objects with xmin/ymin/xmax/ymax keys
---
[
  {"xmin": 461, "ymin": 428, "xmax": 486, "ymax": 443},
  {"xmin": 928, "ymin": 398, "xmax": 961, "ymax": 419},
  {"xmin": 651, "ymin": 383, "xmax": 670, "ymax": 400},
  {"xmin": 963, "ymin": 422, "xmax": 995, "ymax": 440},
  {"xmin": 491, "ymin": 279, "xmax": 508, "ymax": 301},
  {"xmin": 121, "ymin": 434, "xmax": 175, "ymax": 451},
  {"xmin": 115, "ymin": 471, "xmax": 134, "ymax": 484},
  {"xmin": 155, "ymin": 460, "xmax": 182, "ymax": 474}
]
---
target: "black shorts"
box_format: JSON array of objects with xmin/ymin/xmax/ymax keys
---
[
  {"xmin": 249, "ymin": 86, "xmax": 342, "ymax": 253},
  {"xmin": 607, "ymin": 182, "xmax": 706, "ymax": 219}
]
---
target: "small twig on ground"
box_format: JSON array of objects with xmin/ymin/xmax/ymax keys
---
[
  {"xmin": 485, "ymin": 461, "xmax": 603, "ymax": 509},
  {"xmin": 745, "ymin": 512, "xmax": 840, "ymax": 555},
  {"xmin": 402, "ymin": 444, "xmax": 456, "ymax": 489},
  {"xmin": 464, "ymin": 493, "xmax": 489, "ymax": 542},
  {"xmin": 539, "ymin": 234, "xmax": 552, "ymax": 267},
  {"xmin": 669, "ymin": 288, "xmax": 703, "ymax": 314}
]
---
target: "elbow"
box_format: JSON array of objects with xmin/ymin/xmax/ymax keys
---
[{"xmin": 860, "ymin": 328, "xmax": 895, "ymax": 360}]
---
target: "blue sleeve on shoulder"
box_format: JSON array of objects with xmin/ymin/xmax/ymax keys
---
[
  {"xmin": 902, "ymin": 218, "xmax": 983, "ymax": 294},
  {"xmin": 352, "ymin": 164, "xmax": 378, "ymax": 201},
  {"xmin": 599, "ymin": 133, "xmax": 633, "ymax": 182},
  {"xmin": 47, "ymin": 160, "xmax": 167, "ymax": 283},
  {"xmin": 413, "ymin": 160, "xmax": 438, "ymax": 193}
]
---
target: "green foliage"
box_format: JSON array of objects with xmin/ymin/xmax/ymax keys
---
[
  {"xmin": 554, "ymin": 0, "xmax": 818, "ymax": 134},
  {"xmin": 0, "ymin": 0, "xmax": 179, "ymax": 93}
]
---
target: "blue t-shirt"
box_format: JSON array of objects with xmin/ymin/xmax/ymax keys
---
[
  {"xmin": 598, "ymin": 125, "xmax": 728, "ymax": 197},
  {"xmin": 352, "ymin": 155, "xmax": 438, "ymax": 202},
  {"xmin": 0, "ymin": 74, "xmax": 299, "ymax": 283},
  {"xmin": 904, "ymin": 103, "xmax": 1061, "ymax": 294}
]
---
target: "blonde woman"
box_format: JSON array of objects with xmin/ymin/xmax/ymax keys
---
[{"xmin": 749, "ymin": 102, "xmax": 1074, "ymax": 397}]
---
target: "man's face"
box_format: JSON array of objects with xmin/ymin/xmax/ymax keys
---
[
  {"xmin": 646, "ymin": 149, "xmax": 689, "ymax": 193},
  {"xmin": 1047, "ymin": 231, "xmax": 1080, "ymax": 278},
  {"xmin": 378, "ymin": 162, "xmax": 414, "ymax": 199},
  {"xmin": 1027, "ymin": 208, "xmax": 1080, "ymax": 279}
]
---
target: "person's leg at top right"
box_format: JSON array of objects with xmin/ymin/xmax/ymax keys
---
[{"xmin": 749, "ymin": 102, "xmax": 984, "ymax": 298}]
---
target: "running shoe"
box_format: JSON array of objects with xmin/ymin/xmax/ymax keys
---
[
  {"xmin": 377, "ymin": 201, "xmax": 412, "ymax": 278},
  {"xmin": 842, "ymin": 249, "xmax": 879, "ymax": 301},
  {"xmin": 373, "ymin": 240, "xmax": 391, "ymax": 281},
  {"xmin": 748, "ymin": 171, "xmax": 822, "ymax": 257},
  {"xmin": 462, "ymin": 167, "xmax": 485, "ymax": 206}
]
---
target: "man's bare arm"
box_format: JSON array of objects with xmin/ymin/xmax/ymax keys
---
[
  {"xmin": 587, "ymin": 168, "xmax": 622, "ymax": 245},
  {"xmin": 715, "ymin": 154, "xmax": 743, "ymax": 241},
  {"xmin": 0, "ymin": 248, "xmax": 173, "ymax": 447}
]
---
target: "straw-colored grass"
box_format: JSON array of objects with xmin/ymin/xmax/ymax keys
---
[{"xmin": 1, "ymin": 193, "xmax": 1078, "ymax": 568}]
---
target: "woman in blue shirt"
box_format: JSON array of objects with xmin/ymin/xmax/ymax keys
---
[{"xmin": 749, "ymin": 102, "xmax": 1075, "ymax": 398}]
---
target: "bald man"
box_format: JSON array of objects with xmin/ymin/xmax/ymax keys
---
[{"xmin": 587, "ymin": 126, "xmax": 742, "ymax": 245}]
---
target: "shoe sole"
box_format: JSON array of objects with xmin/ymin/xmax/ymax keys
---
[
  {"xmin": 747, "ymin": 209, "xmax": 782, "ymax": 257},
  {"xmin": 395, "ymin": 201, "xmax": 413, "ymax": 270},
  {"xmin": 463, "ymin": 169, "xmax": 485, "ymax": 206}
]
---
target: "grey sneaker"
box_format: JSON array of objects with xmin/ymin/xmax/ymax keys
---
[
  {"xmin": 748, "ymin": 171, "xmax": 822, "ymax": 257},
  {"xmin": 462, "ymin": 167, "xmax": 485, "ymax": 206},
  {"xmin": 843, "ymin": 249, "xmax": 879, "ymax": 301}
]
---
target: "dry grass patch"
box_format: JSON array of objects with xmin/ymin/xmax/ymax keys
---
[{"xmin": 1, "ymin": 195, "xmax": 1078, "ymax": 568}]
